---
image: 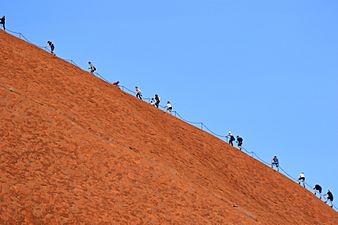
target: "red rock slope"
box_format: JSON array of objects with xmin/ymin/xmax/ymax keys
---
[{"xmin": 0, "ymin": 30, "xmax": 337, "ymax": 224}]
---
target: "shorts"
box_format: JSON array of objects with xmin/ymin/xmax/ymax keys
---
[{"xmin": 299, "ymin": 177, "xmax": 305, "ymax": 181}]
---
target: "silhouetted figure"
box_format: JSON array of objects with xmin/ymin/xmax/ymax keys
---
[
  {"xmin": 88, "ymin": 61, "xmax": 96, "ymax": 73},
  {"xmin": 112, "ymin": 81, "xmax": 120, "ymax": 88},
  {"xmin": 313, "ymin": 184, "xmax": 322, "ymax": 199},
  {"xmin": 135, "ymin": 87, "xmax": 142, "ymax": 100},
  {"xmin": 154, "ymin": 94, "xmax": 160, "ymax": 108},
  {"xmin": 236, "ymin": 136, "xmax": 243, "ymax": 150},
  {"xmin": 271, "ymin": 156, "xmax": 279, "ymax": 172},
  {"xmin": 324, "ymin": 190, "xmax": 334, "ymax": 208},
  {"xmin": 47, "ymin": 41, "xmax": 55, "ymax": 55},
  {"xmin": 0, "ymin": 16, "xmax": 5, "ymax": 31},
  {"xmin": 227, "ymin": 132, "xmax": 235, "ymax": 146},
  {"xmin": 166, "ymin": 101, "xmax": 173, "ymax": 113},
  {"xmin": 298, "ymin": 172, "xmax": 306, "ymax": 188}
]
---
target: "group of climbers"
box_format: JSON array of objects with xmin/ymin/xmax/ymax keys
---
[
  {"xmin": 149, "ymin": 94, "xmax": 161, "ymax": 108},
  {"xmin": 270, "ymin": 159, "xmax": 334, "ymax": 208},
  {"xmin": 298, "ymin": 173, "xmax": 334, "ymax": 208},
  {"xmin": 226, "ymin": 131, "xmax": 243, "ymax": 150},
  {"xmin": 226, "ymin": 132, "xmax": 334, "ymax": 208},
  {"xmin": 312, "ymin": 184, "xmax": 334, "ymax": 208},
  {"xmin": 4, "ymin": 18, "xmax": 336, "ymax": 211},
  {"xmin": 133, "ymin": 88, "xmax": 173, "ymax": 114}
]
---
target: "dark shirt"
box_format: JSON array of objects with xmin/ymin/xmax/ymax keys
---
[
  {"xmin": 49, "ymin": 43, "xmax": 54, "ymax": 50},
  {"xmin": 314, "ymin": 184, "xmax": 322, "ymax": 192},
  {"xmin": 237, "ymin": 137, "xmax": 243, "ymax": 143},
  {"xmin": 272, "ymin": 157, "xmax": 279, "ymax": 164}
]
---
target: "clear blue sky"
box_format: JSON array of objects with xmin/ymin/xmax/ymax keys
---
[{"xmin": 3, "ymin": 0, "xmax": 338, "ymax": 201}]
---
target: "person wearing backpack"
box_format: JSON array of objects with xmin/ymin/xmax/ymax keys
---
[
  {"xmin": 0, "ymin": 16, "xmax": 5, "ymax": 31},
  {"xmin": 88, "ymin": 61, "xmax": 96, "ymax": 73},
  {"xmin": 154, "ymin": 94, "xmax": 160, "ymax": 108}
]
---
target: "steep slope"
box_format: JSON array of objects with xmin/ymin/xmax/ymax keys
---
[{"xmin": 0, "ymin": 30, "xmax": 337, "ymax": 224}]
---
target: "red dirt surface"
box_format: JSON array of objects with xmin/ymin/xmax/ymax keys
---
[{"xmin": 0, "ymin": 30, "xmax": 337, "ymax": 224}]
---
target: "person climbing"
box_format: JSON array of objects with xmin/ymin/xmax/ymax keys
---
[
  {"xmin": 297, "ymin": 172, "xmax": 306, "ymax": 188},
  {"xmin": 154, "ymin": 94, "xmax": 160, "ymax": 108},
  {"xmin": 324, "ymin": 190, "xmax": 334, "ymax": 208},
  {"xmin": 135, "ymin": 87, "xmax": 142, "ymax": 100},
  {"xmin": 88, "ymin": 61, "xmax": 96, "ymax": 73},
  {"xmin": 236, "ymin": 136, "xmax": 243, "ymax": 150},
  {"xmin": 166, "ymin": 101, "xmax": 173, "ymax": 113},
  {"xmin": 271, "ymin": 156, "xmax": 279, "ymax": 172},
  {"xmin": 112, "ymin": 81, "xmax": 120, "ymax": 88},
  {"xmin": 0, "ymin": 16, "xmax": 5, "ymax": 31},
  {"xmin": 47, "ymin": 41, "xmax": 55, "ymax": 55},
  {"xmin": 227, "ymin": 131, "xmax": 235, "ymax": 146},
  {"xmin": 150, "ymin": 98, "xmax": 156, "ymax": 106},
  {"xmin": 313, "ymin": 184, "xmax": 323, "ymax": 199}
]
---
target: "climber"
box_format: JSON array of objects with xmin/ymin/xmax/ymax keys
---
[
  {"xmin": 112, "ymin": 81, "xmax": 120, "ymax": 88},
  {"xmin": 271, "ymin": 156, "xmax": 279, "ymax": 172},
  {"xmin": 313, "ymin": 184, "xmax": 323, "ymax": 199},
  {"xmin": 47, "ymin": 41, "xmax": 55, "ymax": 55},
  {"xmin": 236, "ymin": 136, "xmax": 243, "ymax": 150},
  {"xmin": 166, "ymin": 101, "xmax": 173, "ymax": 113},
  {"xmin": 227, "ymin": 131, "xmax": 235, "ymax": 146},
  {"xmin": 324, "ymin": 190, "xmax": 334, "ymax": 208},
  {"xmin": 154, "ymin": 94, "xmax": 160, "ymax": 108},
  {"xmin": 297, "ymin": 172, "xmax": 306, "ymax": 188},
  {"xmin": 0, "ymin": 16, "xmax": 5, "ymax": 31},
  {"xmin": 88, "ymin": 61, "xmax": 96, "ymax": 73},
  {"xmin": 135, "ymin": 87, "xmax": 142, "ymax": 100},
  {"xmin": 150, "ymin": 98, "xmax": 155, "ymax": 106}
]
